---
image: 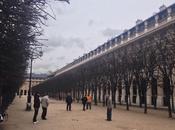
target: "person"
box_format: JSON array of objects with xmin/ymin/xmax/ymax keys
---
[
  {"xmin": 41, "ymin": 95, "xmax": 49, "ymax": 120},
  {"xmin": 107, "ymin": 96, "xmax": 112, "ymax": 121},
  {"xmin": 105, "ymin": 94, "xmax": 109, "ymax": 106},
  {"xmin": 66, "ymin": 93, "xmax": 73, "ymax": 111},
  {"xmin": 86, "ymin": 94, "xmax": 92, "ymax": 110},
  {"xmin": 0, "ymin": 96, "xmax": 3, "ymax": 123},
  {"xmin": 33, "ymin": 92, "xmax": 40, "ymax": 123},
  {"xmin": 81, "ymin": 95, "xmax": 87, "ymax": 111}
]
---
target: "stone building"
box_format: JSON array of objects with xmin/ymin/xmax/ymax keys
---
[{"xmin": 18, "ymin": 73, "xmax": 48, "ymax": 96}]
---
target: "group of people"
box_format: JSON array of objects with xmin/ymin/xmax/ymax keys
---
[
  {"xmin": 81, "ymin": 94, "xmax": 92, "ymax": 111},
  {"xmin": 33, "ymin": 92, "xmax": 49, "ymax": 124},
  {"xmin": 32, "ymin": 92, "xmax": 112, "ymax": 123},
  {"xmin": 66, "ymin": 94, "xmax": 92, "ymax": 111},
  {"xmin": 65, "ymin": 93, "xmax": 112, "ymax": 121}
]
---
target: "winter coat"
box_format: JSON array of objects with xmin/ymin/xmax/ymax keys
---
[
  {"xmin": 81, "ymin": 96, "xmax": 87, "ymax": 104},
  {"xmin": 41, "ymin": 96, "xmax": 49, "ymax": 108},
  {"xmin": 66, "ymin": 95, "xmax": 73, "ymax": 104},
  {"xmin": 33, "ymin": 94, "xmax": 40, "ymax": 108}
]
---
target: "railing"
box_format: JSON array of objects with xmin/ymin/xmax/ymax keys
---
[
  {"xmin": 55, "ymin": 3, "xmax": 175, "ymax": 76},
  {"xmin": 147, "ymin": 20, "xmax": 155, "ymax": 29}
]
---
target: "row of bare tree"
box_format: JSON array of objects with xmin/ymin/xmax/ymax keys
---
[{"xmin": 34, "ymin": 24, "xmax": 175, "ymax": 118}]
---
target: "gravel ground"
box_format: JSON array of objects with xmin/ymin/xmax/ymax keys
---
[{"xmin": 0, "ymin": 96, "xmax": 175, "ymax": 130}]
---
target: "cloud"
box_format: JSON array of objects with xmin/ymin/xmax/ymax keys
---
[
  {"xmin": 56, "ymin": 56, "xmax": 65, "ymax": 61},
  {"xmin": 43, "ymin": 46, "xmax": 54, "ymax": 53},
  {"xmin": 101, "ymin": 28, "xmax": 123, "ymax": 37},
  {"xmin": 55, "ymin": 8, "xmax": 64, "ymax": 15},
  {"xmin": 46, "ymin": 36, "xmax": 85, "ymax": 49},
  {"xmin": 88, "ymin": 20, "xmax": 95, "ymax": 26},
  {"xmin": 33, "ymin": 61, "xmax": 51, "ymax": 71}
]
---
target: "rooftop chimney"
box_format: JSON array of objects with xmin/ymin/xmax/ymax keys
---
[
  {"xmin": 136, "ymin": 19, "xmax": 143, "ymax": 25},
  {"xmin": 159, "ymin": 5, "xmax": 166, "ymax": 11}
]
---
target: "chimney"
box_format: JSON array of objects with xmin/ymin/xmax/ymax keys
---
[{"xmin": 159, "ymin": 5, "xmax": 166, "ymax": 12}]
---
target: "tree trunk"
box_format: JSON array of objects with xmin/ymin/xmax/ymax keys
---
[
  {"xmin": 98, "ymin": 86, "xmax": 101, "ymax": 103},
  {"xmin": 138, "ymin": 85, "xmax": 142, "ymax": 107},
  {"xmin": 94, "ymin": 83, "xmax": 98, "ymax": 105},
  {"xmin": 144, "ymin": 91, "xmax": 147, "ymax": 114},
  {"xmin": 163, "ymin": 75, "xmax": 172, "ymax": 118},
  {"xmin": 141, "ymin": 77, "xmax": 147, "ymax": 114},
  {"xmin": 103, "ymin": 88, "xmax": 106, "ymax": 107},
  {"xmin": 125, "ymin": 80, "xmax": 129, "ymax": 111},
  {"xmin": 113, "ymin": 87, "xmax": 117, "ymax": 108}
]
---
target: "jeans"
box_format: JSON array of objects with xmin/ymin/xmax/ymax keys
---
[
  {"xmin": 83, "ymin": 103, "xmax": 86, "ymax": 111},
  {"xmin": 66, "ymin": 103, "xmax": 71, "ymax": 111},
  {"xmin": 33, "ymin": 108, "xmax": 39, "ymax": 122},
  {"xmin": 41, "ymin": 107, "xmax": 47, "ymax": 119},
  {"xmin": 107, "ymin": 108, "xmax": 112, "ymax": 121},
  {"xmin": 86, "ymin": 102, "xmax": 91, "ymax": 110}
]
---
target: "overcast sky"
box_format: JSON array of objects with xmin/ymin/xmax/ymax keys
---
[{"xmin": 32, "ymin": 0, "xmax": 175, "ymax": 74}]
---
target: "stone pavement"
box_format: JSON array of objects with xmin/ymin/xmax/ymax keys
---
[{"xmin": 0, "ymin": 96, "xmax": 175, "ymax": 130}]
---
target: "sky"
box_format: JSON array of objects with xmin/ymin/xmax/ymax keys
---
[{"xmin": 32, "ymin": 0, "xmax": 175, "ymax": 74}]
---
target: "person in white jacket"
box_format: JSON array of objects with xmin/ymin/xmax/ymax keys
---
[{"xmin": 41, "ymin": 95, "xmax": 49, "ymax": 120}]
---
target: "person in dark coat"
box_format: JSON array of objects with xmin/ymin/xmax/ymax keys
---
[
  {"xmin": 66, "ymin": 93, "xmax": 73, "ymax": 111},
  {"xmin": 107, "ymin": 96, "xmax": 112, "ymax": 121},
  {"xmin": 33, "ymin": 92, "xmax": 40, "ymax": 123},
  {"xmin": 81, "ymin": 95, "xmax": 87, "ymax": 111}
]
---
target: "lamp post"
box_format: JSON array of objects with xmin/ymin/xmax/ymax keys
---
[
  {"xmin": 26, "ymin": 50, "xmax": 42, "ymax": 111},
  {"xmin": 26, "ymin": 58, "xmax": 33, "ymax": 111}
]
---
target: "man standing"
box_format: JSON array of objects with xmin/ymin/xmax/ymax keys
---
[
  {"xmin": 107, "ymin": 96, "xmax": 112, "ymax": 121},
  {"xmin": 33, "ymin": 92, "xmax": 40, "ymax": 123},
  {"xmin": 86, "ymin": 94, "xmax": 92, "ymax": 110},
  {"xmin": 81, "ymin": 95, "xmax": 87, "ymax": 111},
  {"xmin": 66, "ymin": 93, "xmax": 73, "ymax": 111},
  {"xmin": 41, "ymin": 95, "xmax": 49, "ymax": 120}
]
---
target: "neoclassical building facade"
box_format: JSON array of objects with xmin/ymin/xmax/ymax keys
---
[
  {"xmin": 18, "ymin": 74, "xmax": 48, "ymax": 96},
  {"xmin": 33, "ymin": 3, "xmax": 175, "ymax": 117}
]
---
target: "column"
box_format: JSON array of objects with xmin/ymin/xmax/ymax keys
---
[
  {"xmin": 121, "ymin": 35, "xmax": 123, "ymax": 44},
  {"xmin": 144, "ymin": 21, "xmax": 148, "ymax": 32},
  {"xmin": 127, "ymin": 31, "xmax": 130, "ymax": 40},
  {"xmin": 155, "ymin": 15, "xmax": 159, "ymax": 27},
  {"xmin": 135, "ymin": 26, "xmax": 138, "ymax": 37},
  {"xmin": 121, "ymin": 88, "xmax": 125, "ymax": 103},
  {"xmin": 167, "ymin": 8, "xmax": 172, "ymax": 21}
]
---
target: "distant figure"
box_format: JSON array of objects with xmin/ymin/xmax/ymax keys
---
[
  {"xmin": 66, "ymin": 93, "xmax": 73, "ymax": 111},
  {"xmin": 86, "ymin": 94, "xmax": 92, "ymax": 110},
  {"xmin": 41, "ymin": 95, "xmax": 49, "ymax": 120},
  {"xmin": 105, "ymin": 94, "xmax": 109, "ymax": 106},
  {"xmin": 81, "ymin": 95, "xmax": 87, "ymax": 111},
  {"xmin": 19, "ymin": 90, "xmax": 23, "ymax": 98},
  {"xmin": 0, "ymin": 96, "xmax": 3, "ymax": 122},
  {"xmin": 33, "ymin": 92, "xmax": 40, "ymax": 123},
  {"xmin": 107, "ymin": 96, "xmax": 112, "ymax": 121}
]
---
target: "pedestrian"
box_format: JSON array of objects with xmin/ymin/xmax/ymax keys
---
[
  {"xmin": 33, "ymin": 92, "xmax": 40, "ymax": 124},
  {"xmin": 0, "ymin": 96, "xmax": 3, "ymax": 123},
  {"xmin": 41, "ymin": 95, "xmax": 49, "ymax": 120},
  {"xmin": 106, "ymin": 96, "xmax": 112, "ymax": 121},
  {"xmin": 86, "ymin": 94, "xmax": 92, "ymax": 110},
  {"xmin": 81, "ymin": 95, "xmax": 87, "ymax": 111},
  {"xmin": 66, "ymin": 93, "xmax": 73, "ymax": 111},
  {"xmin": 105, "ymin": 94, "xmax": 109, "ymax": 106}
]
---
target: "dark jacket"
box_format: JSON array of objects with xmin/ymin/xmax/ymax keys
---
[
  {"xmin": 81, "ymin": 96, "xmax": 87, "ymax": 104},
  {"xmin": 66, "ymin": 95, "xmax": 73, "ymax": 104},
  {"xmin": 33, "ymin": 93, "xmax": 40, "ymax": 108}
]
